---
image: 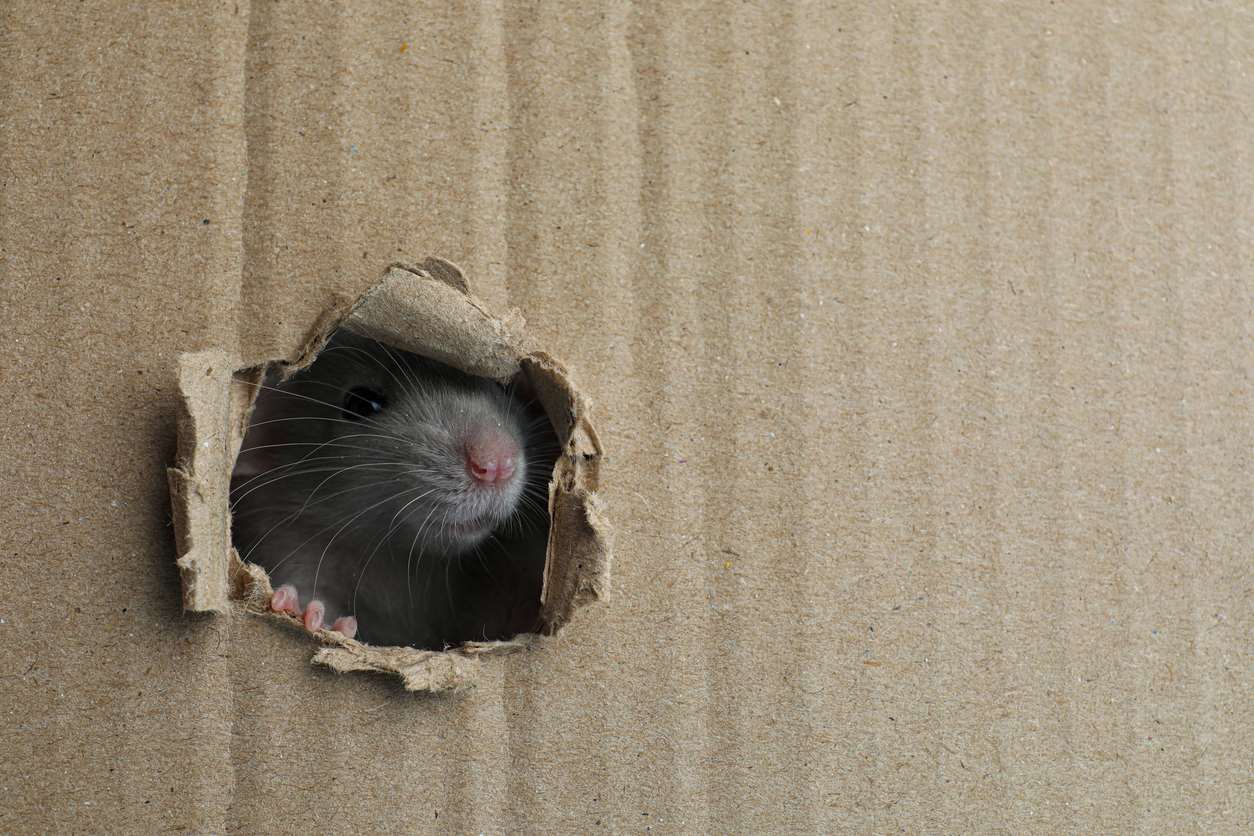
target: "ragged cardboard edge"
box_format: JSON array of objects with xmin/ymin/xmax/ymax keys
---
[
  {"xmin": 520, "ymin": 352, "xmax": 613, "ymax": 630},
  {"xmin": 342, "ymin": 258, "xmax": 531, "ymax": 384},
  {"xmin": 313, "ymin": 636, "xmax": 529, "ymax": 693},
  {"xmin": 168, "ymin": 256, "xmax": 612, "ymax": 692},
  {"xmin": 167, "ymin": 350, "xmax": 246, "ymax": 612},
  {"xmin": 230, "ymin": 550, "xmax": 525, "ymax": 692},
  {"xmin": 542, "ymin": 489, "xmax": 613, "ymax": 632}
]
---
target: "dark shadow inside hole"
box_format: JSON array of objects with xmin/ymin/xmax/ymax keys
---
[{"xmin": 228, "ymin": 327, "xmax": 558, "ymax": 650}]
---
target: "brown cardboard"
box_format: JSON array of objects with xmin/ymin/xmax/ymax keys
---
[
  {"xmin": 166, "ymin": 351, "xmax": 244, "ymax": 612},
  {"xmin": 167, "ymin": 259, "xmax": 609, "ymax": 690},
  {"xmin": 2, "ymin": 1, "xmax": 1251, "ymax": 831}
]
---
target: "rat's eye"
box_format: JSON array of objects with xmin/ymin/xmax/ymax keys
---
[{"xmin": 342, "ymin": 386, "xmax": 386, "ymax": 421}]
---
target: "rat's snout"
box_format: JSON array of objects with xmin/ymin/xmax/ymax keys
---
[{"xmin": 465, "ymin": 430, "xmax": 519, "ymax": 485}]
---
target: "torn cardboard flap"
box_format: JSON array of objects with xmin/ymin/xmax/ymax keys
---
[
  {"xmin": 343, "ymin": 258, "xmax": 531, "ymax": 383},
  {"xmin": 166, "ymin": 350, "xmax": 249, "ymax": 613},
  {"xmin": 312, "ymin": 637, "xmax": 530, "ymax": 693},
  {"xmin": 167, "ymin": 257, "xmax": 612, "ymax": 692},
  {"xmin": 230, "ymin": 548, "xmax": 526, "ymax": 693},
  {"xmin": 520, "ymin": 352, "xmax": 613, "ymax": 628}
]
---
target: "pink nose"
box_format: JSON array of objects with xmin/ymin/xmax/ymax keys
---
[{"xmin": 465, "ymin": 433, "xmax": 518, "ymax": 485}]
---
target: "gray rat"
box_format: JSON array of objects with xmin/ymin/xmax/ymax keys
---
[{"xmin": 229, "ymin": 329, "xmax": 556, "ymax": 649}]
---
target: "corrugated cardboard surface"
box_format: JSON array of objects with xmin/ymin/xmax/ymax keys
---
[{"xmin": 2, "ymin": 2, "xmax": 1249, "ymax": 831}]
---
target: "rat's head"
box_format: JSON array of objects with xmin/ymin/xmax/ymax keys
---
[
  {"xmin": 362, "ymin": 354, "xmax": 531, "ymax": 553},
  {"xmin": 233, "ymin": 329, "xmax": 545, "ymax": 557}
]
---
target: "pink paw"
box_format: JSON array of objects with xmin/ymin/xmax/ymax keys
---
[
  {"xmin": 332, "ymin": 615, "xmax": 358, "ymax": 639},
  {"xmin": 270, "ymin": 583, "xmax": 300, "ymax": 615},
  {"xmin": 303, "ymin": 599, "xmax": 325, "ymax": 631},
  {"xmin": 269, "ymin": 584, "xmax": 358, "ymax": 639}
]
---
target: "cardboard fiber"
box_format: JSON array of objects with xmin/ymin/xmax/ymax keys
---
[
  {"xmin": 1, "ymin": 1, "xmax": 1251, "ymax": 832},
  {"xmin": 168, "ymin": 259, "xmax": 610, "ymax": 690}
]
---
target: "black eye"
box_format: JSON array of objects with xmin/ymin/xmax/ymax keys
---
[{"xmin": 342, "ymin": 386, "xmax": 386, "ymax": 421}]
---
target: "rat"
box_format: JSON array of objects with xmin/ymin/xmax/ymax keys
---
[{"xmin": 229, "ymin": 328, "xmax": 556, "ymax": 649}]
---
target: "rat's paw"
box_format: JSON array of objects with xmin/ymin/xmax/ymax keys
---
[
  {"xmin": 270, "ymin": 583, "xmax": 301, "ymax": 615},
  {"xmin": 304, "ymin": 601, "xmax": 358, "ymax": 638},
  {"xmin": 332, "ymin": 615, "xmax": 358, "ymax": 639},
  {"xmin": 302, "ymin": 598, "xmax": 326, "ymax": 631},
  {"xmin": 269, "ymin": 585, "xmax": 358, "ymax": 639}
]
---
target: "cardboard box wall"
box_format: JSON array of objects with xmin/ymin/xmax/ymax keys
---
[{"xmin": 1, "ymin": 1, "xmax": 1249, "ymax": 831}]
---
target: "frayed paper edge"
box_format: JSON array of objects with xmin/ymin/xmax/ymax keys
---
[{"xmin": 231, "ymin": 554, "xmax": 529, "ymax": 692}]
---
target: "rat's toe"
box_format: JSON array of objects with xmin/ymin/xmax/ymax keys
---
[
  {"xmin": 331, "ymin": 615, "xmax": 358, "ymax": 639},
  {"xmin": 303, "ymin": 599, "xmax": 326, "ymax": 632},
  {"xmin": 270, "ymin": 584, "xmax": 300, "ymax": 615}
]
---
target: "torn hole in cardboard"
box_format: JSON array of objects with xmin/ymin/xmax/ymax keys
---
[{"xmin": 167, "ymin": 258, "xmax": 612, "ymax": 692}]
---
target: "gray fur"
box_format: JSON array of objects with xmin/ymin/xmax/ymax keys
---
[{"xmin": 229, "ymin": 329, "xmax": 556, "ymax": 648}]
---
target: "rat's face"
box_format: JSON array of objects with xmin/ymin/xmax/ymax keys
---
[
  {"xmin": 353, "ymin": 361, "xmax": 530, "ymax": 554},
  {"xmin": 235, "ymin": 331, "xmax": 537, "ymax": 559}
]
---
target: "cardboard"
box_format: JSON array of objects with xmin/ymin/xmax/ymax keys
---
[
  {"xmin": 2, "ymin": 1, "xmax": 1250, "ymax": 831},
  {"xmin": 168, "ymin": 259, "xmax": 610, "ymax": 691}
]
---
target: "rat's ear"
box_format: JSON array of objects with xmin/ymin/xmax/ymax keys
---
[
  {"xmin": 230, "ymin": 375, "xmax": 291, "ymax": 483},
  {"xmin": 231, "ymin": 428, "xmax": 277, "ymax": 483},
  {"xmin": 230, "ymin": 448, "xmax": 267, "ymax": 482}
]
